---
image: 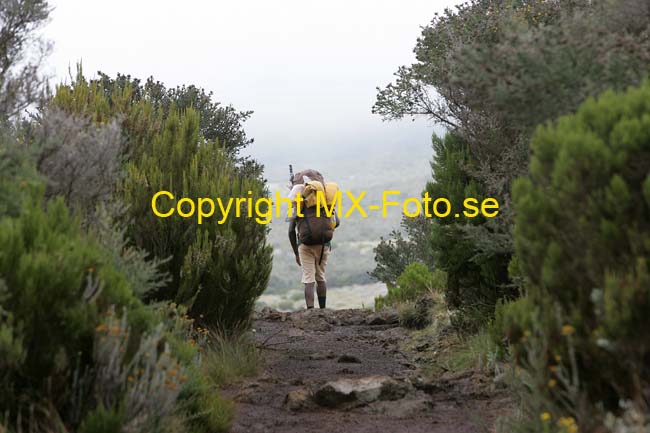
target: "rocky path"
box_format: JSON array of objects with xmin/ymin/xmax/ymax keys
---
[{"xmin": 224, "ymin": 308, "xmax": 510, "ymax": 433}]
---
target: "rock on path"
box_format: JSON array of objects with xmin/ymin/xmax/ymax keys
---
[{"xmin": 223, "ymin": 308, "xmax": 509, "ymax": 433}]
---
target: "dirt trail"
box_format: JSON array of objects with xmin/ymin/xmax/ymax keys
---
[{"xmin": 224, "ymin": 308, "xmax": 510, "ymax": 433}]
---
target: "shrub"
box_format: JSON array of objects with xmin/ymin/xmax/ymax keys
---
[
  {"xmin": 0, "ymin": 192, "xmax": 146, "ymax": 389},
  {"xmin": 0, "ymin": 182, "xmax": 160, "ymax": 427},
  {"xmin": 52, "ymin": 68, "xmax": 257, "ymax": 172},
  {"xmin": 51, "ymin": 71, "xmax": 272, "ymax": 329},
  {"xmin": 93, "ymin": 307, "xmax": 185, "ymax": 432},
  {"xmin": 511, "ymin": 81, "xmax": 650, "ymax": 426},
  {"xmin": 32, "ymin": 108, "xmax": 124, "ymax": 217},
  {"xmin": 0, "ymin": 145, "xmax": 221, "ymax": 431},
  {"xmin": 489, "ymin": 297, "xmax": 536, "ymax": 354},
  {"xmin": 395, "ymin": 262, "xmax": 435, "ymax": 300},
  {"xmin": 426, "ymin": 132, "xmax": 514, "ymax": 314},
  {"xmin": 0, "ymin": 129, "xmax": 40, "ymax": 217},
  {"xmin": 122, "ymin": 108, "xmax": 272, "ymax": 328},
  {"xmin": 90, "ymin": 204, "xmax": 170, "ymax": 300},
  {"xmin": 371, "ymin": 215, "xmax": 434, "ymax": 287},
  {"xmin": 376, "ymin": 262, "xmax": 445, "ymax": 309}
]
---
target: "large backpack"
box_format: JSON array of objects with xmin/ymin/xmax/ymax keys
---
[
  {"xmin": 296, "ymin": 206, "xmax": 334, "ymax": 246},
  {"xmin": 292, "ymin": 169, "xmax": 324, "ymax": 186}
]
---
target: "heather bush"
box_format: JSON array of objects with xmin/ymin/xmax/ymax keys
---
[
  {"xmin": 426, "ymin": 132, "xmax": 514, "ymax": 317},
  {"xmin": 375, "ymin": 262, "xmax": 445, "ymax": 309},
  {"xmin": 0, "ymin": 182, "xmax": 155, "ymax": 428},
  {"xmin": 32, "ymin": 108, "xmax": 124, "ymax": 217},
  {"xmin": 0, "ymin": 140, "xmax": 234, "ymax": 431},
  {"xmin": 51, "ymin": 71, "xmax": 272, "ymax": 329},
  {"xmin": 90, "ymin": 204, "xmax": 170, "ymax": 300},
  {"xmin": 123, "ymin": 108, "xmax": 272, "ymax": 328},
  {"xmin": 371, "ymin": 214, "xmax": 434, "ymax": 287},
  {"xmin": 508, "ymin": 82, "xmax": 650, "ymax": 429}
]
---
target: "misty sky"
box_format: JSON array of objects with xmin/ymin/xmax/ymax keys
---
[{"xmin": 43, "ymin": 0, "xmax": 459, "ymax": 171}]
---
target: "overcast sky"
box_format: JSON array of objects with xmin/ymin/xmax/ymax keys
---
[{"xmin": 43, "ymin": 0, "xmax": 460, "ymax": 171}]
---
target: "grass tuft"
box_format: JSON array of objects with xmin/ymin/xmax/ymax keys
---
[{"xmin": 203, "ymin": 327, "xmax": 260, "ymax": 387}]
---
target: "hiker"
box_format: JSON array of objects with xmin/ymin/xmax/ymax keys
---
[{"xmin": 288, "ymin": 169, "xmax": 340, "ymax": 309}]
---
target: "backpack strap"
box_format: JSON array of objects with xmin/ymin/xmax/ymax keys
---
[
  {"xmin": 318, "ymin": 232, "xmax": 325, "ymax": 265},
  {"xmin": 318, "ymin": 244, "xmax": 325, "ymax": 266}
]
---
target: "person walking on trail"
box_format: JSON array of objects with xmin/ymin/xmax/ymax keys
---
[{"xmin": 287, "ymin": 168, "xmax": 340, "ymax": 310}]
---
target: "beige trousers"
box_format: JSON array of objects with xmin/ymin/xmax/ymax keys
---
[{"xmin": 298, "ymin": 244, "xmax": 331, "ymax": 284}]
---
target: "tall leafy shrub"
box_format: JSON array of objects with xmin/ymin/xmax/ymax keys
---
[
  {"xmin": 511, "ymin": 82, "xmax": 650, "ymax": 423},
  {"xmin": 0, "ymin": 179, "xmax": 153, "ymax": 426},
  {"xmin": 426, "ymin": 133, "xmax": 513, "ymax": 316},
  {"xmin": 51, "ymin": 72, "xmax": 272, "ymax": 328},
  {"xmin": 123, "ymin": 109, "xmax": 272, "ymax": 328}
]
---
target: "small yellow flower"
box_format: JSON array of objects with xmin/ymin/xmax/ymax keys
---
[
  {"xmin": 548, "ymin": 379, "xmax": 557, "ymax": 388},
  {"xmin": 561, "ymin": 325, "xmax": 575, "ymax": 336},
  {"xmin": 554, "ymin": 354, "xmax": 562, "ymax": 362},
  {"xmin": 540, "ymin": 412, "xmax": 552, "ymax": 422},
  {"xmin": 557, "ymin": 416, "xmax": 578, "ymax": 432},
  {"xmin": 523, "ymin": 330, "xmax": 531, "ymax": 337}
]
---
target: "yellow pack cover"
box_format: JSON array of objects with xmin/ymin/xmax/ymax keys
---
[
  {"xmin": 324, "ymin": 182, "xmax": 339, "ymax": 207},
  {"xmin": 302, "ymin": 181, "xmax": 340, "ymax": 208},
  {"xmin": 303, "ymin": 180, "xmax": 324, "ymax": 208}
]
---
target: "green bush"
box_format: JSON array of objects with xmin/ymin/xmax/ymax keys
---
[
  {"xmin": 0, "ymin": 141, "xmax": 232, "ymax": 431},
  {"xmin": 0, "ymin": 130, "xmax": 40, "ymax": 218},
  {"xmin": 488, "ymin": 297, "xmax": 537, "ymax": 360},
  {"xmin": 0, "ymin": 180, "xmax": 161, "ymax": 427},
  {"xmin": 395, "ymin": 263, "xmax": 435, "ymax": 300},
  {"xmin": 52, "ymin": 72, "xmax": 272, "ymax": 329},
  {"xmin": 511, "ymin": 81, "xmax": 650, "ymax": 423},
  {"xmin": 123, "ymin": 108, "xmax": 272, "ymax": 328},
  {"xmin": 371, "ymin": 215, "xmax": 435, "ymax": 287},
  {"xmin": 426, "ymin": 133, "xmax": 514, "ymax": 314},
  {"xmin": 0, "ymin": 191, "xmax": 148, "ymax": 397},
  {"xmin": 376, "ymin": 262, "xmax": 445, "ymax": 309}
]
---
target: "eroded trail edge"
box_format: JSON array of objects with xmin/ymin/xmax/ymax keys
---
[{"xmin": 224, "ymin": 308, "xmax": 510, "ymax": 433}]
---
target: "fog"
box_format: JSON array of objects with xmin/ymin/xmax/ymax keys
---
[{"xmin": 43, "ymin": 0, "xmax": 458, "ymax": 171}]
